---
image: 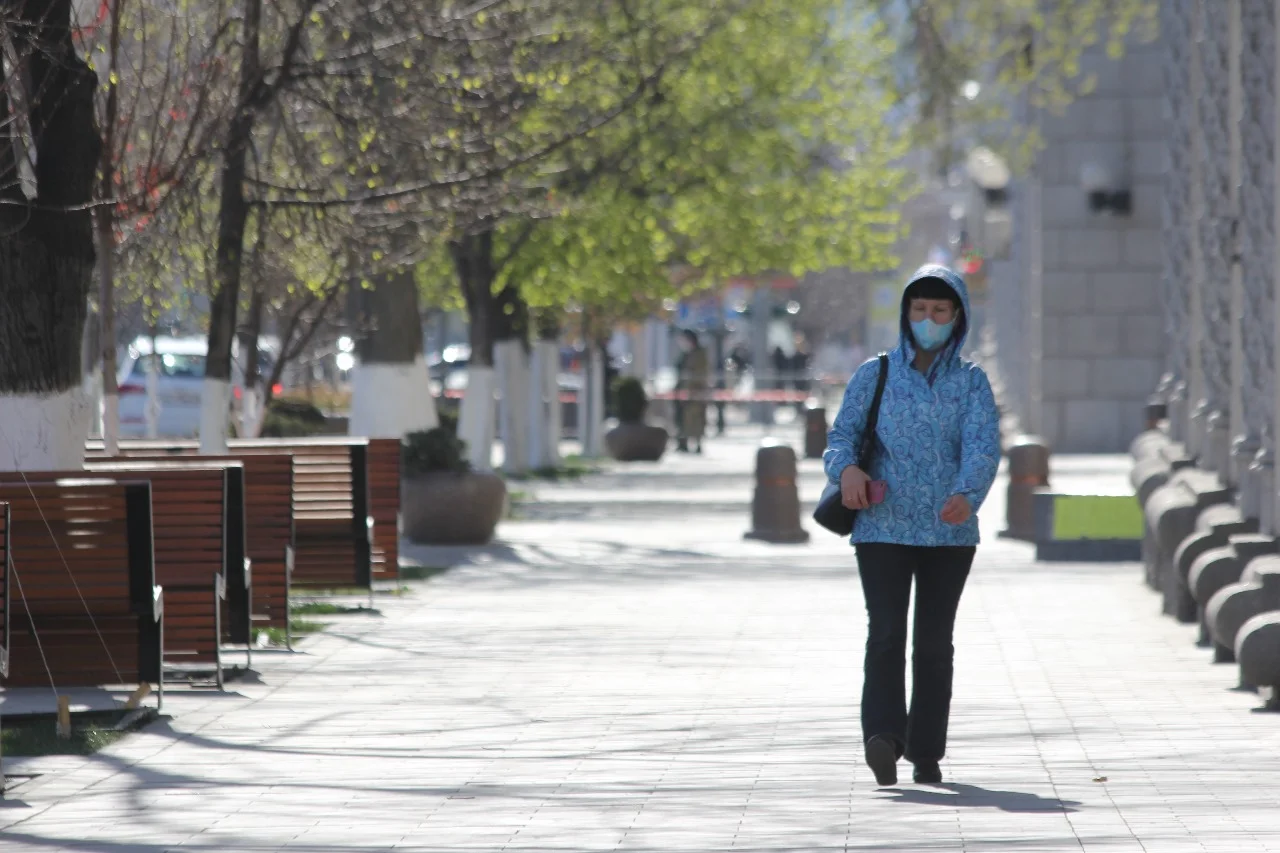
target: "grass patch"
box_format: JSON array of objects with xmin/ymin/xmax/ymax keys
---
[
  {"xmin": 290, "ymin": 618, "xmax": 325, "ymax": 635},
  {"xmin": 295, "ymin": 586, "xmax": 370, "ymax": 596},
  {"xmin": 291, "ymin": 601, "xmax": 372, "ymax": 616},
  {"xmin": 255, "ymin": 617, "xmax": 326, "ymax": 648},
  {"xmin": 508, "ymin": 456, "xmax": 604, "ymax": 482},
  {"xmin": 398, "ymin": 564, "xmax": 449, "ymax": 582},
  {"xmin": 294, "ymin": 585, "xmax": 410, "ymax": 597},
  {"xmin": 1, "ymin": 708, "xmax": 155, "ymax": 757}
]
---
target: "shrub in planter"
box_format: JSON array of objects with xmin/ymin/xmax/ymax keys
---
[
  {"xmin": 605, "ymin": 377, "xmax": 668, "ymax": 462},
  {"xmin": 401, "ymin": 427, "xmax": 506, "ymax": 545}
]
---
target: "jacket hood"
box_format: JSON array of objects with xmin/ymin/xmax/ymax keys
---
[{"xmin": 899, "ymin": 263, "xmax": 971, "ymax": 369}]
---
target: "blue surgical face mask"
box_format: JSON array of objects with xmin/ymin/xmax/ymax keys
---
[{"xmin": 910, "ymin": 318, "xmax": 954, "ymax": 352}]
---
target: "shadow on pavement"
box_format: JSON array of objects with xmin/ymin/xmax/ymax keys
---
[{"xmin": 885, "ymin": 782, "xmax": 1081, "ymax": 813}]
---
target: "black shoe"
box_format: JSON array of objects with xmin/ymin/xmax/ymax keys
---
[
  {"xmin": 912, "ymin": 761, "xmax": 943, "ymax": 785},
  {"xmin": 864, "ymin": 736, "xmax": 898, "ymax": 786}
]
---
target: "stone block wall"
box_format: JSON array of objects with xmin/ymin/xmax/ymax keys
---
[{"xmin": 1030, "ymin": 37, "xmax": 1169, "ymax": 452}]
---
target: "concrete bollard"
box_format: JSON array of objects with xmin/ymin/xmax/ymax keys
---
[
  {"xmin": 803, "ymin": 405, "xmax": 828, "ymax": 460},
  {"xmin": 1189, "ymin": 534, "xmax": 1279, "ymax": 661},
  {"xmin": 1235, "ymin": 610, "xmax": 1280, "ymax": 706},
  {"xmin": 1144, "ymin": 398, "xmax": 1168, "ymax": 431},
  {"xmin": 745, "ymin": 440, "xmax": 810, "ymax": 544},
  {"xmin": 1146, "ymin": 469, "xmax": 1232, "ymax": 594},
  {"xmin": 1169, "ymin": 504, "xmax": 1256, "ymax": 622},
  {"xmin": 1002, "ymin": 435, "xmax": 1050, "ymax": 541},
  {"xmin": 1207, "ymin": 557, "xmax": 1280, "ymax": 662}
]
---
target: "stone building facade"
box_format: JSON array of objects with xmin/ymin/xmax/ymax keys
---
[
  {"xmin": 986, "ymin": 32, "xmax": 1169, "ymax": 452},
  {"xmin": 1123, "ymin": 1, "xmax": 1280, "ymax": 710}
]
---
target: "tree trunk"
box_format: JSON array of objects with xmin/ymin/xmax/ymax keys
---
[
  {"xmin": 81, "ymin": 301, "xmax": 102, "ymax": 438},
  {"xmin": 582, "ymin": 343, "xmax": 607, "ymax": 457},
  {"xmin": 490, "ymin": 266, "xmax": 530, "ymax": 473},
  {"xmin": 95, "ymin": 219, "xmax": 118, "ymax": 454},
  {"xmin": 95, "ymin": 0, "xmax": 125, "ymax": 455},
  {"xmin": 349, "ymin": 268, "xmax": 438, "ymax": 439},
  {"xmin": 202, "ymin": 0, "xmax": 261, "ymax": 453},
  {"xmin": 0, "ymin": 2, "xmax": 102, "ymax": 471},
  {"xmin": 528, "ymin": 314, "xmax": 562, "ymax": 470},
  {"xmin": 451, "ymin": 232, "xmax": 498, "ymax": 469},
  {"xmin": 237, "ymin": 285, "xmax": 265, "ymax": 438},
  {"xmin": 146, "ymin": 323, "xmax": 160, "ymax": 438},
  {"xmin": 495, "ymin": 338, "xmax": 530, "ymax": 473}
]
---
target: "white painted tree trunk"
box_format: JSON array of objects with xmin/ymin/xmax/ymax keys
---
[
  {"xmin": 495, "ymin": 340, "xmax": 531, "ymax": 474},
  {"xmin": 199, "ymin": 378, "xmax": 233, "ymax": 454},
  {"xmin": 583, "ymin": 347, "xmax": 606, "ymax": 457},
  {"xmin": 238, "ymin": 385, "xmax": 265, "ymax": 440},
  {"xmin": 83, "ymin": 365, "xmax": 101, "ymax": 435},
  {"xmin": 527, "ymin": 339, "xmax": 562, "ymax": 470},
  {"xmin": 458, "ymin": 365, "xmax": 496, "ymax": 470},
  {"xmin": 145, "ymin": 355, "xmax": 161, "ymax": 439},
  {"xmin": 527, "ymin": 343, "xmax": 548, "ymax": 471},
  {"xmin": 101, "ymin": 385, "xmax": 120, "ymax": 456},
  {"xmin": 348, "ymin": 356, "xmax": 439, "ymax": 439},
  {"xmin": 0, "ymin": 388, "xmax": 92, "ymax": 471},
  {"xmin": 544, "ymin": 341, "xmax": 562, "ymax": 467}
]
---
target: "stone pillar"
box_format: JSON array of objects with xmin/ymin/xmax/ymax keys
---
[
  {"xmin": 1188, "ymin": 1, "xmax": 1210, "ymax": 458},
  {"xmin": 1273, "ymin": 0, "xmax": 1280, "ymax": 539},
  {"xmin": 1161, "ymin": 0, "xmax": 1196, "ymax": 447},
  {"xmin": 1227, "ymin": 1, "xmax": 1252, "ymax": 492},
  {"xmin": 1231, "ymin": 0, "xmax": 1280, "ymax": 710},
  {"xmin": 1193, "ymin": 1, "xmax": 1236, "ymax": 476},
  {"xmin": 1240, "ymin": 0, "xmax": 1277, "ymax": 528}
]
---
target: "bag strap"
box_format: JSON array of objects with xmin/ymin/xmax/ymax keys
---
[{"xmin": 858, "ymin": 354, "xmax": 890, "ymax": 463}]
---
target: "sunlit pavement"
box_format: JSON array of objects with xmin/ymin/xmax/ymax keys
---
[{"xmin": 2, "ymin": 428, "xmax": 1278, "ymax": 852}]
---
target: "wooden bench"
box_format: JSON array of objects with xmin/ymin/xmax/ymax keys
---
[
  {"xmin": 87, "ymin": 460, "xmax": 256, "ymax": 671},
  {"xmin": 0, "ymin": 480, "xmax": 163, "ymax": 693},
  {"xmin": 95, "ymin": 438, "xmax": 374, "ymax": 591},
  {"xmin": 0, "ymin": 465, "xmax": 241, "ymax": 688},
  {"xmin": 230, "ymin": 439, "xmax": 371, "ymax": 591},
  {"xmin": 88, "ymin": 443, "xmax": 295, "ymax": 636},
  {"xmin": 365, "ymin": 438, "xmax": 400, "ymax": 582}
]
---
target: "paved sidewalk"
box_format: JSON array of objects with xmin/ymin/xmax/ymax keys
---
[{"xmin": 2, "ymin": 432, "xmax": 1278, "ymax": 851}]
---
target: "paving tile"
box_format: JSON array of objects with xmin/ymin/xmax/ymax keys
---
[{"xmin": 1, "ymin": 434, "xmax": 1275, "ymax": 851}]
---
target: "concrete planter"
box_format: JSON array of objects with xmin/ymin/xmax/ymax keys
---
[
  {"xmin": 605, "ymin": 422, "xmax": 669, "ymax": 462},
  {"xmin": 402, "ymin": 470, "xmax": 507, "ymax": 545}
]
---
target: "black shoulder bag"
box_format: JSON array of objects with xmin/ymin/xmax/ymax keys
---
[{"xmin": 813, "ymin": 354, "xmax": 889, "ymax": 536}]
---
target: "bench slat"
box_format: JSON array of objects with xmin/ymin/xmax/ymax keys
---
[{"xmin": 0, "ymin": 481, "xmax": 161, "ymax": 690}]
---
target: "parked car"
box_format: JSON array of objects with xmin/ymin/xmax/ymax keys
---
[
  {"xmin": 427, "ymin": 343, "xmax": 471, "ymax": 395},
  {"xmin": 115, "ymin": 335, "xmax": 281, "ymax": 438}
]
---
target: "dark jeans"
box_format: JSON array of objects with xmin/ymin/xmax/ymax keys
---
[{"xmin": 856, "ymin": 543, "xmax": 975, "ymax": 763}]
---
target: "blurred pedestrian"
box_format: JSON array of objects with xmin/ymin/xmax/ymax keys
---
[
  {"xmin": 675, "ymin": 329, "xmax": 709, "ymax": 453},
  {"xmin": 792, "ymin": 332, "xmax": 812, "ymax": 411},
  {"xmin": 824, "ymin": 264, "xmax": 1000, "ymax": 787}
]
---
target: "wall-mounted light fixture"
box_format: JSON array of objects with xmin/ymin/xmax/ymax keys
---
[
  {"xmin": 1080, "ymin": 162, "xmax": 1132, "ymax": 216},
  {"xmin": 966, "ymin": 147, "xmax": 1011, "ymax": 209}
]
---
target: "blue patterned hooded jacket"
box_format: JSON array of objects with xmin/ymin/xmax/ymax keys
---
[{"xmin": 823, "ymin": 264, "xmax": 1001, "ymax": 546}]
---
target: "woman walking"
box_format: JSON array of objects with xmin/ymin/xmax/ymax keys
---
[{"xmin": 824, "ymin": 264, "xmax": 1000, "ymax": 786}]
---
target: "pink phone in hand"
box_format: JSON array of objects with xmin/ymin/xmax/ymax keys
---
[{"xmin": 867, "ymin": 480, "xmax": 887, "ymax": 505}]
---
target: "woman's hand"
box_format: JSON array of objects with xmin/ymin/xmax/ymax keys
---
[
  {"xmin": 840, "ymin": 465, "xmax": 871, "ymax": 510},
  {"xmin": 941, "ymin": 495, "xmax": 972, "ymax": 525}
]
